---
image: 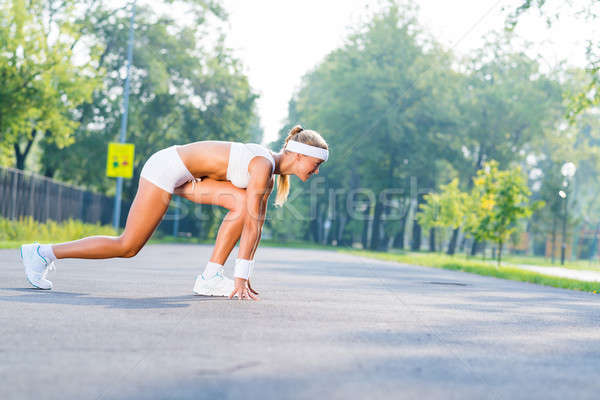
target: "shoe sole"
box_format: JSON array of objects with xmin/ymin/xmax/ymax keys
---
[
  {"xmin": 193, "ymin": 291, "xmax": 229, "ymax": 297},
  {"xmin": 25, "ymin": 275, "xmax": 52, "ymax": 290},
  {"xmin": 193, "ymin": 289, "xmax": 236, "ymax": 297}
]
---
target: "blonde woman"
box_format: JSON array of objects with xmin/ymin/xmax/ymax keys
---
[{"xmin": 20, "ymin": 125, "xmax": 329, "ymax": 300}]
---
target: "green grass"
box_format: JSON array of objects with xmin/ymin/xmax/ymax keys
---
[
  {"xmin": 148, "ymin": 235, "xmax": 339, "ymax": 250},
  {"xmin": 0, "ymin": 216, "xmax": 118, "ymax": 249},
  {"xmin": 0, "ymin": 218, "xmax": 340, "ymax": 252},
  {"xmin": 384, "ymin": 249, "xmax": 600, "ymax": 272},
  {"xmin": 257, "ymin": 239, "xmax": 338, "ymax": 250},
  {"xmin": 0, "ymin": 240, "xmax": 22, "ymax": 249},
  {"xmin": 340, "ymin": 249, "xmax": 600, "ymax": 294},
  {"xmin": 146, "ymin": 236, "xmax": 210, "ymax": 245},
  {"xmin": 499, "ymin": 254, "xmax": 600, "ymax": 271}
]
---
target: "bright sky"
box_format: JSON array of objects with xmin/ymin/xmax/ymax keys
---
[{"xmin": 219, "ymin": 0, "xmax": 596, "ymax": 145}]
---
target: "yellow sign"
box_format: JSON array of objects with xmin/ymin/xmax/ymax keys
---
[{"xmin": 106, "ymin": 142, "xmax": 135, "ymax": 178}]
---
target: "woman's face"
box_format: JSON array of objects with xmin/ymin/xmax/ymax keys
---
[{"xmin": 295, "ymin": 153, "xmax": 324, "ymax": 182}]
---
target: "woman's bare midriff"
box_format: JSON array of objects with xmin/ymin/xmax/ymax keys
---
[{"xmin": 175, "ymin": 140, "xmax": 231, "ymax": 181}]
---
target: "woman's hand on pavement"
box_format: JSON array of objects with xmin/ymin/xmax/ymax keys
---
[
  {"xmin": 229, "ymin": 277, "xmax": 259, "ymax": 301},
  {"xmin": 247, "ymin": 277, "xmax": 259, "ymax": 296}
]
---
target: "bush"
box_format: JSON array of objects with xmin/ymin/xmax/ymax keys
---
[{"xmin": 0, "ymin": 216, "xmax": 117, "ymax": 243}]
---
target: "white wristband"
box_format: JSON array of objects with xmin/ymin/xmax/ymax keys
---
[
  {"xmin": 234, "ymin": 258, "xmax": 252, "ymax": 279},
  {"xmin": 249, "ymin": 259, "xmax": 255, "ymax": 280}
]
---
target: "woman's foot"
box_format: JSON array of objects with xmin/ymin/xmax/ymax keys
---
[
  {"xmin": 21, "ymin": 243, "xmax": 56, "ymax": 290},
  {"xmin": 193, "ymin": 267, "xmax": 235, "ymax": 297}
]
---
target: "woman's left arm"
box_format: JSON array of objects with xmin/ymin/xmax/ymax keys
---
[{"xmin": 250, "ymin": 177, "xmax": 274, "ymax": 258}]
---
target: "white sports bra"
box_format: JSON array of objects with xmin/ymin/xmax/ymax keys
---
[{"xmin": 226, "ymin": 142, "xmax": 275, "ymax": 189}]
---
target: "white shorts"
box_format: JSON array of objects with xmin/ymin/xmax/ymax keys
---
[{"xmin": 140, "ymin": 145, "xmax": 196, "ymax": 194}]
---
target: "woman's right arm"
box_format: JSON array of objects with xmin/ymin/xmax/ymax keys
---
[{"xmin": 250, "ymin": 177, "xmax": 274, "ymax": 258}]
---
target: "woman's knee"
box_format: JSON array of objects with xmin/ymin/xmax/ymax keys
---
[
  {"xmin": 116, "ymin": 235, "xmax": 142, "ymax": 258},
  {"xmin": 224, "ymin": 189, "xmax": 247, "ymax": 218}
]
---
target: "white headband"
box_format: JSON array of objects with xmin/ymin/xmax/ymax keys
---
[{"xmin": 285, "ymin": 140, "xmax": 329, "ymax": 161}]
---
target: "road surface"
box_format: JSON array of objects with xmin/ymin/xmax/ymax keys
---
[{"xmin": 1, "ymin": 244, "xmax": 599, "ymax": 399}]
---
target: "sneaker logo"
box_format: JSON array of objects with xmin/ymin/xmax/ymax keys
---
[{"xmin": 36, "ymin": 246, "xmax": 48, "ymax": 266}]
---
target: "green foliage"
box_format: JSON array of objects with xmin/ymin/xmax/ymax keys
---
[
  {"xmin": 296, "ymin": 3, "xmax": 458, "ymax": 190},
  {"xmin": 0, "ymin": 0, "xmax": 101, "ymax": 167},
  {"xmin": 0, "ymin": 145, "xmax": 14, "ymax": 167},
  {"xmin": 272, "ymin": 2, "xmax": 566, "ymax": 249},
  {"xmin": 417, "ymin": 164, "xmax": 543, "ymax": 262},
  {"xmin": 458, "ymin": 33, "xmax": 563, "ymax": 175},
  {"xmin": 40, "ymin": 3, "xmax": 259, "ymax": 204},
  {"xmin": 275, "ymin": 2, "xmax": 461, "ymax": 248},
  {"xmin": 0, "ymin": 216, "xmax": 117, "ymax": 242},
  {"xmin": 507, "ymin": 1, "xmax": 600, "ymax": 120},
  {"xmin": 417, "ymin": 178, "xmax": 468, "ymax": 231},
  {"xmin": 464, "ymin": 161, "xmax": 544, "ymax": 265}
]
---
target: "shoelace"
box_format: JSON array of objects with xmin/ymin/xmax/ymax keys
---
[
  {"xmin": 34, "ymin": 244, "xmax": 56, "ymax": 275},
  {"xmin": 42, "ymin": 261, "xmax": 56, "ymax": 279},
  {"xmin": 200, "ymin": 268, "xmax": 224, "ymax": 281}
]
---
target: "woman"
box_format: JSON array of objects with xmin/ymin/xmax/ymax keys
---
[{"xmin": 20, "ymin": 125, "xmax": 328, "ymax": 300}]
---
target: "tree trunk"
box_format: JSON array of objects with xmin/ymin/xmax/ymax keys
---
[
  {"xmin": 551, "ymin": 214, "xmax": 557, "ymax": 263},
  {"xmin": 13, "ymin": 129, "xmax": 37, "ymax": 170},
  {"xmin": 336, "ymin": 213, "xmax": 347, "ymax": 246},
  {"xmin": 393, "ymin": 200, "xmax": 411, "ymax": 249},
  {"xmin": 369, "ymin": 197, "xmax": 384, "ymax": 250},
  {"xmin": 447, "ymin": 227, "xmax": 460, "ymax": 255},
  {"xmin": 378, "ymin": 199, "xmax": 393, "ymax": 252},
  {"xmin": 410, "ymin": 193, "xmax": 425, "ymax": 251},
  {"xmin": 459, "ymin": 234, "xmax": 467, "ymax": 253},
  {"xmin": 411, "ymin": 221, "xmax": 422, "ymax": 251},
  {"xmin": 393, "ymin": 224, "xmax": 405, "ymax": 249},
  {"xmin": 429, "ymin": 227, "xmax": 436, "ymax": 252},
  {"xmin": 498, "ymin": 241, "xmax": 503, "ymax": 267},
  {"xmin": 310, "ymin": 217, "xmax": 319, "ymax": 243},
  {"xmin": 470, "ymin": 239, "xmax": 478, "ymax": 256},
  {"xmin": 361, "ymin": 205, "xmax": 370, "ymax": 249},
  {"xmin": 378, "ymin": 224, "xmax": 388, "ymax": 251}
]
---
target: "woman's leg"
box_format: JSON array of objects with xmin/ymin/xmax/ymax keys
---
[
  {"xmin": 52, "ymin": 178, "xmax": 172, "ymax": 259},
  {"xmin": 174, "ymin": 178, "xmax": 246, "ymax": 265},
  {"xmin": 210, "ymin": 209, "xmax": 246, "ymax": 265}
]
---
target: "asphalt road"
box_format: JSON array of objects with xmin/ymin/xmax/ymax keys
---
[{"xmin": 1, "ymin": 244, "xmax": 599, "ymax": 400}]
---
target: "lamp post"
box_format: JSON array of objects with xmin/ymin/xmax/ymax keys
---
[{"xmin": 559, "ymin": 162, "xmax": 576, "ymax": 265}]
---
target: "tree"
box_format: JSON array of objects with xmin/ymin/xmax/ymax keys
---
[
  {"xmin": 276, "ymin": 2, "xmax": 461, "ymax": 250},
  {"xmin": 417, "ymin": 179, "xmax": 469, "ymax": 253},
  {"xmin": 464, "ymin": 161, "xmax": 543, "ymax": 266},
  {"xmin": 38, "ymin": 2, "xmax": 259, "ymax": 205},
  {"xmin": 456, "ymin": 33, "xmax": 563, "ymax": 255},
  {"xmin": 0, "ymin": 0, "xmax": 100, "ymax": 170},
  {"xmin": 507, "ymin": 1, "xmax": 600, "ymax": 120}
]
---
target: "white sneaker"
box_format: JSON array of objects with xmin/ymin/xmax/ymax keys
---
[
  {"xmin": 21, "ymin": 243, "xmax": 56, "ymax": 290},
  {"xmin": 193, "ymin": 267, "xmax": 235, "ymax": 297}
]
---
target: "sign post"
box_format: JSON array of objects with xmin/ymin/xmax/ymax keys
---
[{"xmin": 112, "ymin": 0, "xmax": 136, "ymax": 230}]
